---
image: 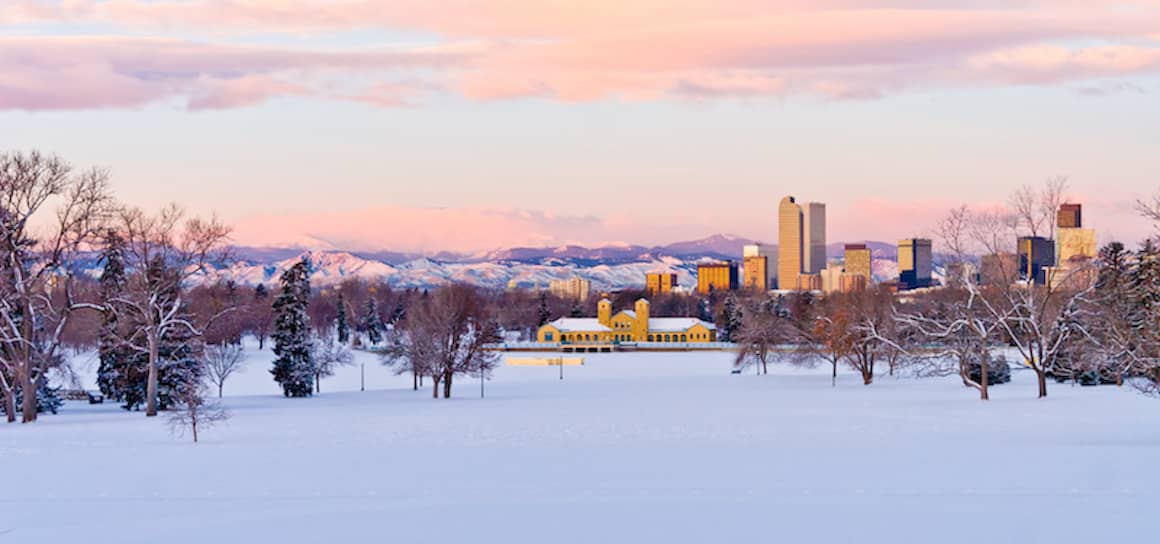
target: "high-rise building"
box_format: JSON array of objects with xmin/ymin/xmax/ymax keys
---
[
  {"xmin": 840, "ymin": 273, "xmax": 868, "ymax": 293},
  {"xmin": 796, "ymin": 273, "xmax": 822, "ymax": 291},
  {"xmin": 1018, "ymin": 236, "xmax": 1055, "ymax": 285},
  {"xmin": 844, "ymin": 243, "xmax": 872, "ymax": 284},
  {"xmin": 1057, "ymin": 227, "xmax": 1097, "ymax": 265},
  {"xmin": 645, "ymin": 272, "xmax": 678, "ymax": 296},
  {"xmin": 697, "ymin": 261, "xmax": 738, "ymax": 294},
  {"xmin": 742, "ymin": 255, "xmax": 768, "ymax": 291},
  {"xmin": 803, "ymin": 202, "xmax": 827, "ymax": 274},
  {"xmin": 898, "ymin": 238, "xmax": 933, "ymax": 290},
  {"xmin": 1058, "ymin": 203, "xmax": 1082, "ymax": 229},
  {"xmin": 548, "ymin": 276, "xmax": 590, "ymax": 301},
  {"xmin": 743, "ymin": 243, "xmax": 778, "ymax": 288},
  {"xmin": 820, "ymin": 263, "xmax": 845, "ymax": 294},
  {"xmin": 778, "ymin": 196, "xmax": 803, "ymax": 290}
]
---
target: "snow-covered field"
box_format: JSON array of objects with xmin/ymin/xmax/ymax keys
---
[{"xmin": 5, "ymin": 343, "xmax": 1157, "ymax": 543}]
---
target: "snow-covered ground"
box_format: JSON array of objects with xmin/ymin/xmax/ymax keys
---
[{"xmin": 5, "ymin": 343, "xmax": 1157, "ymax": 543}]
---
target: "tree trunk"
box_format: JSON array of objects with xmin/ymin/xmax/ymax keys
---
[
  {"xmin": 979, "ymin": 352, "xmax": 989, "ymax": 401},
  {"xmin": 218, "ymin": 383, "xmax": 223, "ymax": 398},
  {"xmin": 20, "ymin": 369, "xmax": 37, "ymax": 423},
  {"xmin": 431, "ymin": 375, "xmax": 441, "ymax": 398},
  {"xmin": 192, "ymin": 419, "xmax": 199, "ymax": 443},
  {"xmin": 146, "ymin": 333, "xmax": 160, "ymax": 417},
  {"xmin": 831, "ymin": 360, "xmax": 837, "ymax": 387},
  {"xmin": 315, "ymin": 374, "xmax": 321, "ymax": 394},
  {"xmin": 3, "ymin": 388, "xmax": 14, "ymax": 423},
  {"xmin": 443, "ymin": 372, "xmax": 453, "ymax": 399},
  {"xmin": 412, "ymin": 368, "xmax": 418, "ymax": 391},
  {"xmin": 1037, "ymin": 368, "xmax": 1048, "ymax": 398},
  {"xmin": 258, "ymin": 334, "xmax": 265, "ymax": 350}
]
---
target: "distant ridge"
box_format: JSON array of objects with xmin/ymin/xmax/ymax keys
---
[{"xmin": 206, "ymin": 235, "xmax": 915, "ymax": 290}]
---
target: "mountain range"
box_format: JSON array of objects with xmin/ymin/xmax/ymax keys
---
[{"xmin": 201, "ymin": 235, "xmax": 909, "ymax": 291}]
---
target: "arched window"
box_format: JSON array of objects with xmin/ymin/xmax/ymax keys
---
[{"xmin": 681, "ymin": 335, "xmax": 687, "ymax": 342}]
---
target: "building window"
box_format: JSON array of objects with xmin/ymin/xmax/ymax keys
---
[
  {"xmin": 545, "ymin": 332, "xmax": 554, "ymax": 342},
  {"xmin": 648, "ymin": 335, "xmax": 654, "ymax": 342},
  {"xmin": 681, "ymin": 335, "xmax": 687, "ymax": 342}
]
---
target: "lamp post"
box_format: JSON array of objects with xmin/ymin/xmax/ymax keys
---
[
  {"xmin": 360, "ymin": 363, "xmax": 365, "ymax": 392},
  {"xmin": 559, "ymin": 356, "xmax": 564, "ymax": 380}
]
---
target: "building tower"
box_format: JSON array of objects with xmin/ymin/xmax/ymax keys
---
[
  {"xmin": 1018, "ymin": 236, "xmax": 1055, "ymax": 285},
  {"xmin": 1058, "ymin": 203, "xmax": 1082, "ymax": 229},
  {"xmin": 803, "ymin": 202, "xmax": 827, "ymax": 274},
  {"xmin": 597, "ymin": 297, "xmax": 613, "ymax": 328},
  {"xmin": 632, "ymin": 299, "xmax": 650, "ymax": 341},
  {"xmin": 898, "ymin": 238, "xmax": 933, "ymax": 290},
  {"xmin": 778, "ymin": 196, "xmax": 803, "ymax": 289},
  {"xmin": 843, "ymin": 243, "xmax": 872, "ymax": 284}
]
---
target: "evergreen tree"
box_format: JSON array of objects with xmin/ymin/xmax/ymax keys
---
[
  {"xmin": 536, "ymin": 292, "xmax": 551, "ymax": 328},
  {"xmin": 569, "ymin": 301, "xmax": 583, "ymax": 318},
  {"xmin": 271, "ymin": 258, "xmax": 315, "ymax": 397},
  {"xmin": 364, "ymin": 298, "xmax": 383, "ymax": 345},
  {"xmin": 390, "ymin": 299, "xmax": 406, "ymax": 325},
  {"xmin": 96, "ymin": 229, "xmax": 131, "ymax": 402},
  {"xmin": 720, "ymin": 293, "xmax": 743, "ymax": 342},
  {"xmin": 336, "ymin": 292, "xmax": 350, "ymax": 344}
]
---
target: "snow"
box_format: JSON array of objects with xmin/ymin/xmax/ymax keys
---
[
  {"xmin": 545, "ymin": 318, "xmax": 612, "ymax": 333},
  {"xmin": 6, "ymin": 342, "xmax": 1157, "ymax": 543}
]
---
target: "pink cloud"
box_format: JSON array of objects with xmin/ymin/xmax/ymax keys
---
[{"xmin": 2, "ymin": 2, "xmax": 1159, "ymax": 109}]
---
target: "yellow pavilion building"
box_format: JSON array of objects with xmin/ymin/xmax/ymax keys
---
[{"xmin": 537, "ymin": 298, "xmax": 717, "ymax": 345}]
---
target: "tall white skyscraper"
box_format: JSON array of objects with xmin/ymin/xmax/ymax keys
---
[{"xmin": 802, "ymin": 202, "xmax": 826, "ymax": 274}]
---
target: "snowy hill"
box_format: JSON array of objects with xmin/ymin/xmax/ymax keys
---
[{"xmin": 192, "ymin": 235, "xmax": 920, "ymax": 289}]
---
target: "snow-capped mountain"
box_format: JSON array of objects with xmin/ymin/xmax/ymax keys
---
[{"xmin": 198, "ymin": 235, "xmax": 917, "ymax": 290}]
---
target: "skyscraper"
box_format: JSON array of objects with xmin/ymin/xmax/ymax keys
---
[
  {"xmin": 743, "ymin": 243, "xmax": 778, "ymax": 289},
  {"xmin": 778, "ymin": 196, "xmax": 803, "ymax": 290},
  {"xmin": 1018, "ymin": 236, "xmax": 1055, "ymax": 285},
  {"xmin": 843, "ymin": 243, "xmax": 872, "ymax": 284},
  {"xmin": 742, "ymin": 255, "xmax": 768, "ymax": 291},
  {"xmin": 802, "ymin": 202, "xmax": 827, "ymax": 274},
  {"xmin": 645, "ymin": 272, "xmax": 678, "ymax": 296},
  {"xmin": 1058, "ymin": 203, "xmax": 1082, "ymax": 229},
  {"xmin": 898, "ymin": 238, "xmax": 932, "ymax": 290},
  {"xmin": 697, "ymin": 261, "xmax": 738, "ymax": 294}
]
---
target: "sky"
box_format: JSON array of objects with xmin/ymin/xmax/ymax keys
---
[{"xmin": 1, "ymin": 0, "xmax": 1158, "ymax": 253}]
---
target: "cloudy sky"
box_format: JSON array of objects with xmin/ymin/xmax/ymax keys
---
[{"xmin": 2, "ymin": 1, "xmax": 1158, "ymax": 252}]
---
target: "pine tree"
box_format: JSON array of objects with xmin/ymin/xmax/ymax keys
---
[
  {"xmin": 536, "ymin": 292, "xmax": 551, "ymax": 328},
  {"xmin": 569, "ymin": 301, "xmax": 583, "ymax": 318},
  {"xmin": 336, "ymin": 292, "xmax": 350, "ymax": 344},
  {"xmin": 270, "ymin": 258, "xmax": 315, "ymax": 397},
  {"xmin": 364, "ymin": 298, "xmax": 383, "ymax": 346},
  {"xmin": 96, "ymin": 229, "xmax": 130, "ymax": 402},
  {"xmin": 720, "ymin": 293, "xmax": 743, "ymax": 342}
]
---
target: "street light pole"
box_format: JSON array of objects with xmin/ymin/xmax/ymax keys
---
[{"xmin": 360, "ymin": 362, "xmax": 365, "ymax": 392}]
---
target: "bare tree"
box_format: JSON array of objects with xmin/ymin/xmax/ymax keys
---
[
  {"xmin": 113, "ymin": 204, "xmax": 232, "ymax": 417},
  {"xmin": 844, "ymin": 288, "xmax": 898, "ymax": 385},
  {"xmin": 382, "ymin": 284, "xmax": 501, "ymax": 399},
  {"xmin": 733, "ymin": 297, "xmax": 787, "ymax": 375},
  {"xmin": 1139, "ymin": 191, "xmax": 1160, "ymax": 241},
  {"xmin": 166, "ymin": 382, "xmax": 229, "ymax": 443},
  {"xmin": 1009, "ymin": 176, "xmax": 1068, "ymax": 239},
  {"xmin": 800, "ymin": 295, "xmax": 853, "ymax": 387},
  {"xmin": 204, "ymin": 342, "xmax": 245, "ymax": 398},
  {"xmin": 311, "ymin": 328, "xmax": 353, "ymax": 393},
  {"xmin": 0, "ymin": 151, "xmax": 113, "ymax": 423}
]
